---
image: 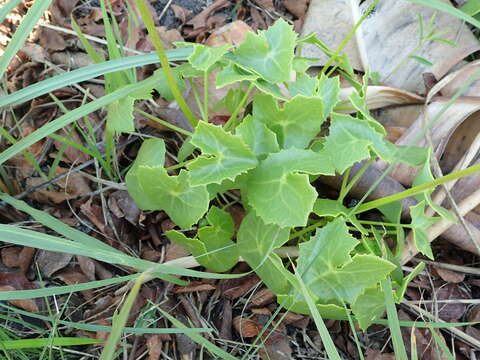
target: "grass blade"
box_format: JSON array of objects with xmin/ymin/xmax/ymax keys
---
[
  {"xmin": 382, "ymin": 278, "xmax": 408, "ymax": 360},
  {"xmin": 0, "ymin": 48, "xmax": 191, "ymax": 107},
  {"xmin": 99, "ymin": 275, "xmax": 144, "ymax": 360},
  {"xmin": 0, "ymin": 303, "xmax": 209, "ymax": 335},
  {"xmin": 0, "ymin": 0, "xmax": 52, "ymax": 78},
  {"xmin": 0, "ymin": 338, "xmax": 102, "ymax": 350},
  {"xmin": 0, "ymin": 275, "xmax": 137, "ymax": 301},
  {"xmin": 0, "ymin": 0, "xmax": 22, "ymax": 24},
  {"xmin": 408, "ymin": 0, "xmax": 480, "ymax": 29}
]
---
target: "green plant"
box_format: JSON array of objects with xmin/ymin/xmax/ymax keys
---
[{"xmin": 120, "ymin": 18, "xmax": 455, "ymax": 329}]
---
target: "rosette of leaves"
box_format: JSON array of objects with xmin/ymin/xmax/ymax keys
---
[{"xmin": 125, "ymin": 19, "xmax": 441, "ymax": 329}]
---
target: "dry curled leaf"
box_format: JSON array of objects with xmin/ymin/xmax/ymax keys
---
[
  {"xmin": 186, "ymin": 0, "xmax": 229, "ymax": 30},
  {"xmin": 302, "ymin": 0, "xmax": 480, "ymax": 93},
  {"xmin": 233, "ymin": 316, "xmax": 261, "ymax": 338}
]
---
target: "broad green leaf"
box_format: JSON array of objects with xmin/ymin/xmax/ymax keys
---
[
  {"xmin": 278, "ymin": 294, "xmax": 347, "ymax": 319},
  {"xmin": 236, "ymin": 115, "xmax": 280, "ymax": 158},
  {"xmin": 188, "ymin": 122, "xmax": 258, "ymax": 186},
  {"xmin": 254, "ymin": 79, "xmax": 288, "ymax": 100},
  {"xmin": 292, "ymin": 56, "xmax": 316, "ymax": 73},
  {"xmin": 237, "ymin": 212, "xmax": 291, "ymax": 294},
  {"xmin": 166, "ymin": 207, "xmax": 238, "ymax": 272},
  {"xmin": 409, "ymin": 201, "xmax": 439, "ymax": 260},
  {"xmin": 125, "ymin": 138, "xmax": 167, "ymax": 210},
  {"xmin": 188, "ymin": 44, "xmax": 231, "ymax": 71},
  {"xmin": 321, "ymin": 114, "xmax": 426, "ymax": 174},
  {"xmin": 215, "ymin": 63, "xmax": 258, "ymax": 88},
  {"xmin": 138, "ymin": 167, "xmax": 209, "ymax": 229},
  {"xmin": 253, "ymin": 94, "xmax": 324, "ymax": 149},
  {"xmin": 348, "ymin": 90, "xmax": 387, "ymax": 135},
  {"xmin": 297, "ymin": 218, "xmax": 395, "ymax": 303},
  {"xmin": 155, "ymin": 67, "xmax": 186, "ymax": 102},
  {"xmin": 318, "ymin": 75, "xmax": 341, "ymax": 117},
  {"xmin": 107, "ymin": 95, "xmax": 146, "ymax": 134},
  {"xmin": 226, "ymin": 18, "xmax": 297, "ymax": 83},
  {"xmin": 288, "ymin": 73, "xmax": 318, "ymax": 97},
  {"xmin": 244, "ymin": 148, "xmax": 334, "ymax": 227},
  {"xmin": 313, "ymin": 198, "xmax": 348, "ymax": 217},
  {"xmin": 351, "ymin": 287, "xmax": 386, "ymax": 330},
  {"xmin": 213, "ymin": 88, "xmax": 247, "ymax": 115}
]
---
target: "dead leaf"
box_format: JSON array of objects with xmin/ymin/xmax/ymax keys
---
[
  {"xmin": 233, "ymin": 316, "xmax": 261, "ymax": 338},
  {"xmin": 171, "ymin": 4, "xmax": 192, "ymax": 24},
  {"xmin": 36, "ymin": 250, "xmax": 73, "ymax": 277},
  {"xmin": 19, "ymin": 246, "xmax": 35, "ymax": 275},
  {"xmin": 301, "ymin": 0, "xmax": 480, "ymax": 93},
  {"xmin": 55, "ymin": 267, "xmax": 94, "ymax": 301},
  {"xmin": 0, "ymin": 273, "xmax": 39, "ymax": 312},
  {"xmin": 80, "ymin": 199, "xmax": 107, "ymax": 233},
  {"xmin": 284, "ymin": 0, "xmax": 309, "ymax": 19},
  {"xmin": 165, "ymin": 242, "xmax": 190, "ymax": 262},
  {"xmin": 50, "ymin": 0, "xmax": 80, "ymax": 25},
  {"xmin": 108, "ymin": 190, "xmax": 141, "ymax": 224},
  {"xmin": 431, "ymin": 284, "xmax": 468, "ymax": 322},
  {"xmin": 146, "ymin": 335, "xmax": 163, "ymax": 360},
  {"xmin": 0, "ymin": 285, "xmax": 39, "ymax": 312},
  {"xmin": 77, "ymin": 255, "xmax": 96, "ymax": 281},
  {"xmin": 366, "ymin": 349, "xmax": 396, "ymax": 360},
  {"xmin": 206, "ymin": 20, "xmax": 253, "ymax": 47},
  {"xmin": 186, "ymin": 0, "xmax": 229, "ymax": 29},
  {"xmin": 173, "ymin": 281, "xmax": 216, "ymax": 294},
  {"xmin": 50, "ymin": 52, "xmax": 95, "ymax": 69},
  {"xmin": 53, "ymin": 127, "xmax": 90, "ymax": 164},
  {"xmin": 251, "ymin": 0, "xmax": 275, "ymax": 12},
  {"xmin": 39, "ymin": 27, "xmax": 67, "ymax": 51},
  {"xmin": 250, "ymin": 287, "xmax": 275, "ymax": 307},
  {"xmin": 250, "ymin": 7, "xmax": 267, "ymax": 31},
  {"xmin": 221, "ymin": 274, "xmax": 260, "ymax": 300},
  {"xmin": 433, "ymin": 266, "xmax": 465, "ymax": 284},
  {"xmin": 1, "ymin": 247, "xmax": 22, "ymax": 268}
]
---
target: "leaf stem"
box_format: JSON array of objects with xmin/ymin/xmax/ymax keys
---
[
  {"xmin": 354, "ymin": 163, "xmax": 480, "ymax": 215},
  {"xmin": 134, "ymin": 0, "xmax": 197, "ymax": 127},
  {"xmin": 338, "ymin": 159, "xmax": 374, "ymax": 203},
  {"xmin": 134, "ymin": 108, "xmax": 192, "ymax": 136},
  {"xmin": 203, "ymin": 71, "xmax": 209, "ymax": 122},
  {"xmin": 320, "ymin": 0, "xmax": 380, "ymax": 75},
  {"xmin": 224, "ymin": 82, "xmax": 255, "ymax": 131}
]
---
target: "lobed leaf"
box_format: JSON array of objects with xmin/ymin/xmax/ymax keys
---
[
  {"xmin": 253, "ymin": 94, "xmax": 324, "ymax": 149},
  {"xmin": 166, "ymin": 206, "xmax": 238, "ymax": 272},
  {"xmin": 244, "ymin": 148, "xmax": 334, "ymax": 227},
  {"xmin": 236, "ymin": 115, "xmax": 280, "ymax": 158},
  {"xmin": 188, "ymin": 122, "xmax": 258, "ymax": 186},
  {"xmin": 297, "ymin": 218, "xmax": 395, "ymax": 304},
  {"xmin": 237, "ymin": 212, "xmax": 291, "ymax": 294},
  {"xmin": 226, "ymin": 18, "xmax": 297, "ymax": 83}
]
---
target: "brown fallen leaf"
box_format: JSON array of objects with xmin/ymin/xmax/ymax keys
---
[
  {"xmin": 39, "ymin": 27, "xmax": 67, "ymax": 51},
  {"xmin": 233, "ymin": 316, "xmax": 261, "ymax": 338},
  {"xmin": 250, "ymin": 7, "xmax": 267, "ymax": 31},
  {"xmin": 171, "ymin": 4, "xmax": 192, "ymax": 25},
  {"xmin": 1, "ymin": 247, "xmax": 22, "ymax": 268},
  {"xmin": 206, "ymin": 20, "xmax": 253, "ymax": 48},
  {"xmin": 146, "ymin": 334, "xmax": 163, "ymax": 360},
  {"xmin": 186, "ymin": 0, "xmax": 229, "ymax": 30},
  {"xmin": 50, "ymin": 0, "xmax": 80, "ymax": 25},
  {"xmin": 284, "ymin": 0, "xmax": 309, "ymax": 19},
  {"xmin": 250, "ymin": 287, "xmax": 276, "ymax": 307},
  {"xmin": 108, "ymin": 190, "xmax": 141, "ymax": 225},
  {"xmin": 431, "ymin": 284, "xmax": 468, "ymax": 322},
  {"xmin": 433, "ymin": 265, "xmax": 465, "ymax": 284},
  {"xmin": 173, "ymin": 281, "xmax": 216, "ymax": 294},
  {"xmin": 221, "ymin": 274, "xmax": 260, "ymax": 300},
  {"xmin": 0, "ymin": 273, "xmax": 39, "ymax": 312},
  {"xmin": 0, "ymin": 285, "xmax": 39, "ymax": 312},
  {"xmin": 301, "ymin": 0, "xmax": 480, "ymax": 93},
  {"xmin": 55, "ymin": 267, "xmax": 94, "ymax": 301},
  {"xmin": 77, "ymin": 255, "xmax": 96, "ymax": 281},
  {"xmin": 36, "ymin": 250, "xmax": 73, "ymax": 277},
  {"xmin": 251, "ymin": 0, "xmax": 275, "ymax": 12}
]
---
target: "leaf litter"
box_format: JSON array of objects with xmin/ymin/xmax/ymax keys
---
[{"xmin": 2, "ymin": 0, "xmax": 480, "ymax": 358}]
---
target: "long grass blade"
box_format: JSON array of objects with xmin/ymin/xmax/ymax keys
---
[
  {"xmin": 0, "ymin": 275, "xmax": 137, "ymax": 301},
  {"xmin": 99, "ymin": 275, "xmax": 144, "ymax": 360},
  {"xmin": 0, "ymin": 338, "xmax": 102, "ymax": 350},
  {"xmin": 382, "ymin": 278, "xmax": 408, "ymax": 360},
  {"xmin": 0, "ymin": 48, "xmax": 191, "ymax": 107},
  {"xmin": 408, "ymin": 0, "xmax": 480, "ymax": 29},
  {"xmin": 0, "ymin": 0, "xmax": 52, "ymax": 78},
  {"xmin": 0, "ymin": 303, "xmax": 209, "ymax": 334},
  {"xmin": 0, "ymin": 0, "xmax": 22, "ymax": 24}
]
